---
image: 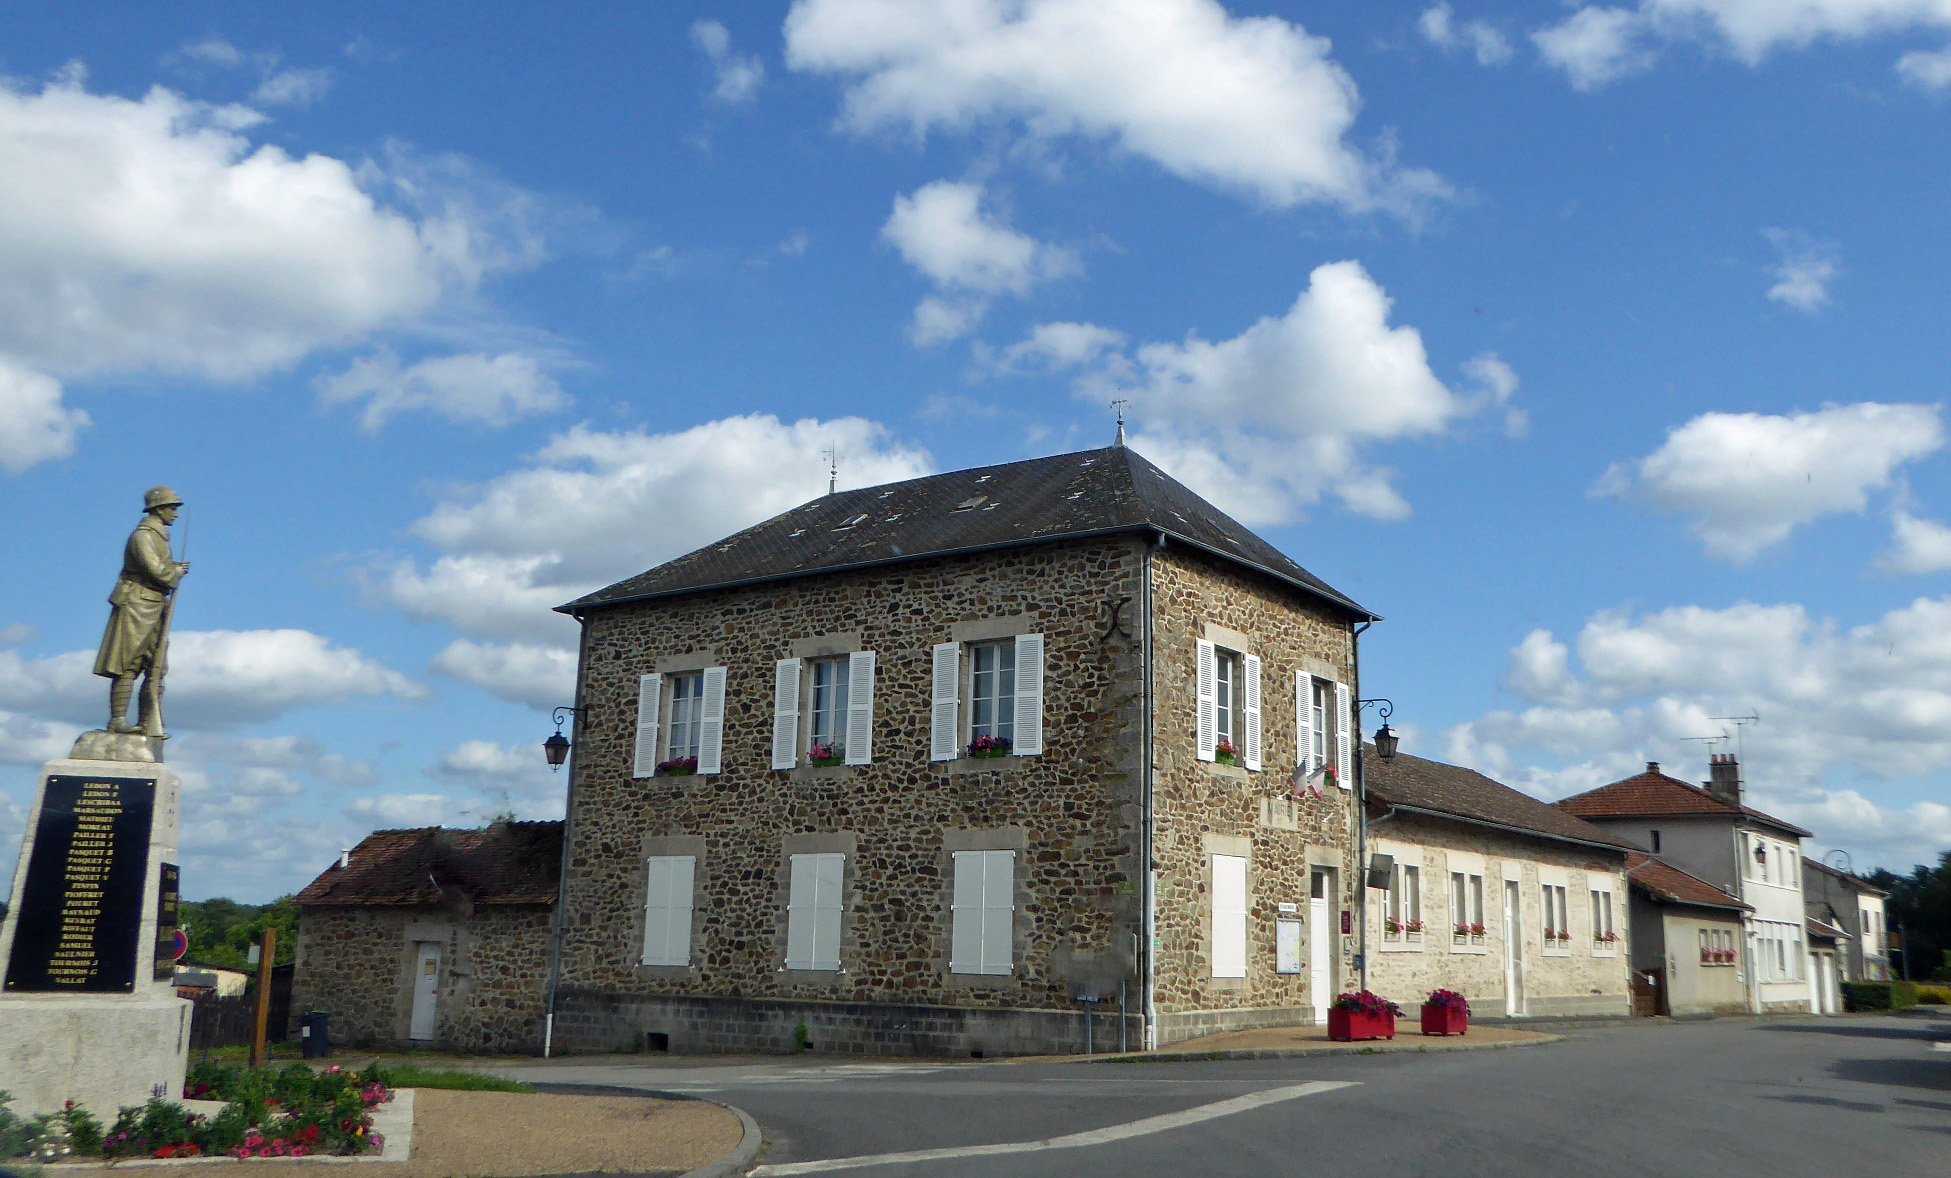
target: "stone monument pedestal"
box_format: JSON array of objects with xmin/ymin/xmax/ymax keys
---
[{"xmin": 0, "ymin": 749, "xmax": 190, "ymax": 1117}]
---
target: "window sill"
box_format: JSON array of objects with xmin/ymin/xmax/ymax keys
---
[
  {"xmin": 778, "ymin": 967, "xmax": 850, "ymax": 988},
  {"xmin": 946, "ymin": 969, "xmax": 1016, "ymax": 989},
  {"xmin": 942, "ymin": 755, "xmax": 1036, "ymax": 776},
  {"xmin": 1592, "ymin": 946, "xmax": 1619, "ymax": 958},
  {"xmin": 1378, "ymin": 940, "xmax": 1423, "ymax": 954},
  {"xmin": 1202, "ymin": 761, "xmax": 1252, "ymax": 781},
  {"xmin": 634, "ymin": 963, "xmax": 696, "ymax": 980},
  {"xmin": 786, "ymin": 763, "xmax": 860, "ymax": 783}
]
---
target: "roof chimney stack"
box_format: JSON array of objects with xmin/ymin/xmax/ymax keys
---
[
  {"xmin": 1706, "ymin": 753, "xmax": 1742, "ymax": 807},
  {"xmin": 1645, "ymin": 761, "xmax": 1659, "ymax": 775}
]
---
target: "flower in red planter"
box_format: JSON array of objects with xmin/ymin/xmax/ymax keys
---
[
  {"xmin": 967, "ymin": 734, "xmax": 1013, "ymax": 758},
  {"xmin": 1454, "ymin": 922, "xmax": 1470, "ymax": 936},
  {"xmin": 1601, "ymin": 930, "xmax": 1619, "ymax": 943},
  {"xmin": 1424, "ymin": 988, "xmax": 1471, "ymax": 1015},
  {"xmin": 1331, "ymin": 989, "xmax": 1402, "ymax": 1016},
  {"xmin": 656, "ymin": 755, "xmax": 699, "ymax": 775},
  {"xmin": 1469, "ymin": 923, "xmax": 1486, "ymax": 937}
]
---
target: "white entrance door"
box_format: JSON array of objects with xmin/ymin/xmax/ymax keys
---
[
  {"xmin": 410, "ymin": 942, "xmax": 441, "ymax": 1041},
  {"xmin": 1503, "ymin": 881, "xmax": 1525, "ymax": 1017},
  {"xmin": 1308, "ymin": 869, "xmax": 1331, "ymax": 1023}
]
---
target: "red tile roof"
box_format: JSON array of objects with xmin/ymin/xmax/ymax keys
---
[
  {"xmin": 1624, "ymin": 853, "xmax": 1750, "ymax": 912},
  {"xmin": 1363, "ymin": 748, "xmax": 1642, "ymax": 853},
  {"xmin": 1554, "ymin": 764, "xmax": 1810, "ymax": 837},
  {"xmin": 295, "ymin": 822, "xmax": 562, "ymax": 908}
]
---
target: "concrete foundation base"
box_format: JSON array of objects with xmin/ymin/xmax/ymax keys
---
[{"xmin": 0, "ymin": 993, "xmax": 191, "ymax": 1116}]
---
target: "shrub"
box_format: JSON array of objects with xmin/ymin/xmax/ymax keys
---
[
  {"xmin": 1914, "ymin": 984, "xmax": 1950, "ymax": 1005},
  {"xmin": 1841, "ymin": 981, "xmax": 1920, "ymax": 1012}
]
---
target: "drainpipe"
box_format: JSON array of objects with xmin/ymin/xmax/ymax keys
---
[
  {"xmin": 541, "ymin": 613, "xmax": 592, "ymax": 1058},
  {"xmin": 1352, "ymin": 620, "xmax": 1371, "ymax": 993},
  {"xmin": 1142, "ymin": 531, "xmax": 1162, "ymax": 1051}
]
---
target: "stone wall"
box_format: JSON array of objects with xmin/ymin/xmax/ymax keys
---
[
  {"xmin": 292, "ymin": 904, "xmax": 551, "ymax": 1053},
  {"xmin": 1361, "ymin": 815, "xmax": 1632, "ymax": 1018}
]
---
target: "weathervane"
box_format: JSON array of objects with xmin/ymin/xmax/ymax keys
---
[{"xmin": 1110, "ymin": 398, "xmax": 1128, "ymax": 447}]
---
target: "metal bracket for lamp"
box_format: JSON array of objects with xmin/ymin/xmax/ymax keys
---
[
  {"xmin": 1357, "ymin": 697, "xmax": 1399, "ymax": 760},
  {"xmin": 544, "ymin": 705, "xmax": 583, "ymax": 771}
]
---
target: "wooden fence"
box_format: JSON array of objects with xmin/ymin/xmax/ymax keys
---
[{"xmin": 186, "ymin": 964, "xmax": 292, "ymax": 1052}]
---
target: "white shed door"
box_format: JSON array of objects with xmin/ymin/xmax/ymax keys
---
[{"xmin": 409, "ymin": 942, "xmax": 441, "ymax": 1041}]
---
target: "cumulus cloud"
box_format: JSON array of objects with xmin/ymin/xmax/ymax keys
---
[
  {"xmin": 785, "ymin": 0, "xmax": 1448, "ymax": 215},
  {"xmin": 1532, "ymin": 1, "xmax": 1951, "ymax": 89},
  {"xmin": 691, "ymin": 19, "xmax": 767, "ymax": 104},
  {"xmin": 345, "ymin": 793, "xmax": 462, "ymax": 829},
  {"xmin": 882, "ymin": 181, "xmax": 1078, "ymax": 344},
  {"xmin": 428, "ymin": 640, "xmax": 576, "ymax": 710},
  {"xmin": 434, "ymin": 740, "xmax": 565, "ymax": 820},
  {"xmin": 1060, "ymin": 261, "xmax": 1500, "ymax": 524},
  {"xmin": 0, "ymin": 356, "xmax": 89, "ymax": 473},
  {"xmin": 1420, "ymin": 4, "xmax": 1514, "ymax": 65},
  {"xmin": 977, "ymin": 321, "xmax": 1127, "ymax": 375},
  {"xmin": 371, "ymin": 553, "xmax": 585, "ymax": 643},
  {"xmin": 173, "ymin": 38, "xmax": 334, "ymax": 107},
  {"xmin": 0, "ymin": 709, "xmax": 84, "ymax": 766},
  {"xmin": 1764, "ymin": 228, "xmax": 1840, "ymax": 313},
  {"xmin": 1594, "ymin": 403, "xmax": 1943, "ymax": 562},
  {"xmin": 1879, "ymin": 509, "xmax": 1951, "ymax": 575},
  {"xmin": 1897, "ymin": 43, "xmax": 1951, "ymax": 87},
  {"xmin": 316, "ymin": 348, "xmax": 568, "ymax": 431}
]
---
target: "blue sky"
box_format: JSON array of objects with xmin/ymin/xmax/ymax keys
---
[{"xmin": 5, "ymin": 1, "xmax": 1951, "ymax": 901}]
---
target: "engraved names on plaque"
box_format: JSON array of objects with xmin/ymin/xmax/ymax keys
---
[{"xmin": 4, "ymin": 775, "xmax": 156, "ymax": 993}]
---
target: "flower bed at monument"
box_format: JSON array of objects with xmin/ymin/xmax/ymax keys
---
[{"xmin": 0, "ymin": 1063, "xmax": 391, "ymax": 1163}]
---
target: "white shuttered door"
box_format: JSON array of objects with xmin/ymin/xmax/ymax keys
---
[
  {"xmin": 697, "ymin": 666, "xmax": 728, "ymax": 775},
  {"xmin": 771, "ymin": 659, "xmax": 801, "ymax": 770},
  {"xmin": 1012, "ymin": 634, "xmax": 1044, "ymax": 756},
  {"xmin": 845, "ymin": 651, "xmax": 876, "ymax": 765},
  {"xmin": 641, "ymin": 856, "xmax": 694, "ymax": 967},
  {"xmin": 1333, "ymin": 680, "xmax": 1352, "ymax": 789},
  {"xmin": 1242, "ymin": 653, "xmax": 1262, "ymax": 771},
  {"xmin": 632, "ymin": 674, "xmax": 663, "ymax": 779},
  {"xmin": 786, "ymin": 853, "xmax": 845, "ymax": 971},
  {"xmin": 1212, "ymin": 854, "xmax": 1248, "ymax": 978},
  {"xmin": 1195, "ymin": 640, "xmax": 1217, "ymax": 761},
  {"xmin": 930, "ymin": 643, "xmax": 961, "ymax": 761},
  {"xmin": 950, "ymin": 850, "xmax": 1016, "ymax": 975}
]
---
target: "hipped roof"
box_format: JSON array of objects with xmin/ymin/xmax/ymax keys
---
[
  {"xmin": 560, "ymin": 446, "xmax": 1372, "ymax": 619},
  {"xmin": 295, "ymin": 821, "xmax": 561, "ymax": 908},
  {"xmin": 1555, "ymin": 764, "xmax": 1811, "ymax": 837},
  {"xmin": 1364, "ymin": 747, "xmax": 1641, "ymax": 854}
]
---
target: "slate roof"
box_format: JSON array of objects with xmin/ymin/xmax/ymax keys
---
[
  {"xmin": 1804, "ymin": 857, "xmax": 1889, "ymax": 896},
  {"xmin": 1555, "ymin": 763, "xmax": 1811, "ymax": 838},
  {"xmin": 1363, "ymin": 747, "xmax": 1641, "ymax": 854},
  {"xmin": 1624, "ymin": 853, "xmax": 1750, "ymax": 912},
  {"xmin": 295, "ymin": 822, "xmax": 562, "ymax": 908},
  {"xmin": 560, "ymin": 445, "xmax": 1373, "ymax": 619}
]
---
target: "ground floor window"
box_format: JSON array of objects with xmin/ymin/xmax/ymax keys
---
[
  {"xmin": 950, "ymin": 850, "xmax": 1015, "ymax": 976},
  {"xmin": 1212, "ymin": 854, "xmax": 1248, "ymax": 978},
  {"xmin": 641, "ymin": 856, "xmax": 695, "ymax": 967},
  {"xmin": 786, "ymin": 853, "xmax": 845, "ymax": 971}
]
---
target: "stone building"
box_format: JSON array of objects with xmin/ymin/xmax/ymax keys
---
[
  {"xmin": 1623, "ymin": 853, "xmax": 1750, "ymax": 1016},
  {"xmin": 1803, "ymin": 857, "xmax": 1890, "ymax": 981},
  {"xmin": 1359, "ymin": 749, "xmax": 1637, "ymax": 1019},
  {"xmin": 291, "ymin": 821, "xmax": 560, "ymax": 1053},
  {"xmin": 548, "ymin": 444, "xmax": 1379, "ymax": 1055}
]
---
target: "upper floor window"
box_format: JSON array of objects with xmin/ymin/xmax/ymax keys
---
[
  {"xmin": 771, "ymin": 652, "xmax": 877, "ymax": 769},
  {"xmin": 809, "ymin": 657, "xmax": 851, "ymax": 756},
  {"xmin": 970, "ymin": 641, "xmax": 1016, "ymax": 743},
  {"xmin": 668, "ymin": 672, "xmax": 704, "ymax": 762},
  {"xmin": 1196, "ymin": 639, "xmax": 1261, "ymax": 770},
  {"xmin": 930, "ymin": 635, "xmax": 1044, "ymax": 761},
  {"xmin": 631, "ymin": 669, "xmax": 726, "ymax": 779},
  {"xmin": 1214, "ymin": 649, "xmax": 1240, "ymax": 750}
]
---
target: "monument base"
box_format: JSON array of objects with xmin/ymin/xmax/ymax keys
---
[{"xmin": 0, "ymin": 992, "xmax": 191, "ymax": 1116}]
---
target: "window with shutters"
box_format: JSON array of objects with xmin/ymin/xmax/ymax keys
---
[
  {"xmin": 932, "ymin": 633, "xmax": 1044, "ymax": 761},
  {"xmin": 1450, "ymin": 871, "xmax": 1487, "ymax": 952},
  {"xmin": 667, "ymin": 672, "xmax": 704, "ymax": 762},
  {"xmin": 1291, "ymin": 673, "xmax": 1346, "ymax": 788},
  {"xmin": 774, "ymin": 650, "xmax": 875, "ymax": 769},
  {"xmin": 786, "ymin": 853, "xmax": 845, "ymax": 971},
  {"xmin": 1197, "ymin": 640, "xmax": 1261, "ymax": 771},
  {"xmin": 969, "ymin": 641, "xmax": 1015, "ymax": 743},
  {"xmin": 1211, "ymin": 853, "xmax": 1248, "ymax": 979},
  {"xmin": 808, "ymin": 657, "xmax": 850, "ymax": 758},
  {"xmin": 641, "ymin": 856, "xmax": 695, "ymax": 967},
  {"xmin": 949, "ymin": 850, "xmax": 1016, "ymax": 976}
]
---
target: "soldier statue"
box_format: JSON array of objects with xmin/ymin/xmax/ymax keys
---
[{"xmin": 95, "ymin": 486, "xmax": 190, "ymax": 737}]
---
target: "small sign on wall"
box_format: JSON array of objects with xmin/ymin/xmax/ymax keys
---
[
  {"xmin": 1276, "ymin": 920, "xmax": 1302, "ymax": 974},
  {"xmin": 1340, "ymin": 910, "xmax": 1352, "ymax": 935}
]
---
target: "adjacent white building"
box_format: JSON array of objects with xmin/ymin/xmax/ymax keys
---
[{"xmin": 1804, "ymin": 857, "xmax": 1891, "ymax": 982}]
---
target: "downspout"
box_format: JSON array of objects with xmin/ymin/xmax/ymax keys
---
[
  {"xmin": 541, "ymin": 613, "xmax": 592, "ymax": 1058},
  {"xmin": 1352, "ymin": 620, "xmax": 1371, "ymax": 993},
  {"xmin": 1142, "ymin": 531, "xmax": 1162, "ymax": 1050}
]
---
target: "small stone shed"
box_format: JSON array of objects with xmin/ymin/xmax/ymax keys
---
[{"xmin": 291, "ymin": 821, "xmax": 561, "ymax": 1053}]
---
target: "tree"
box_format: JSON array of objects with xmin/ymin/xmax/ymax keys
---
[
  {"xmin": 178, "ymin": 895, "xmax": 299, "ymax": 971},
  {"xmin": 1869, "ymin": 850, "xmax": 1951, "ymax": 981}
]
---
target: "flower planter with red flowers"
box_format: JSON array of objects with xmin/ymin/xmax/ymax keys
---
[
  {"xmin": 1420, "ymin": 989, "xmax": 1471, "ymax": 1035},
  {"xmin": 1327, "ymin": 991, "xmax": 1400, "ymax": 1041},
  {"xmin": 1214, "ymin": 739, "xmax": 1239, "ymax": 767}
]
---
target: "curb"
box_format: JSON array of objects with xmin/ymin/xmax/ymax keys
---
[
  {"xmin": 678, "ymin": 1103, "xmax": 763, "ymax": 1178},
  {"xmin": 1060, "ymin": 1033, "xmax": 1566, "ymax": 1065}
]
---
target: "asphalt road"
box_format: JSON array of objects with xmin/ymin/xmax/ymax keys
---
[{"xmin": 494, "ymin": 1011, "xmax": 1951, "ymax": 1177}]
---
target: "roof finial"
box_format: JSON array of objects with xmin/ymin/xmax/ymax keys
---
[
  {"xmin": 1110, "ymin": 398, "xmax": 1128, "ymax": 447},
  {"xmin": 822, "ymin": 444, "xmax": 838, "ymax": 495}
]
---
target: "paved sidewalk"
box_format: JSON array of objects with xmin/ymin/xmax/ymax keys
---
[{"xmin": 1044, "ymin": 1021, "xmax": 1561, "ymax": 1063}]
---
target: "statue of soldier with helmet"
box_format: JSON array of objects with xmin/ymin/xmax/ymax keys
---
[{"xmin": 94, "ymin": 486, "xmax": 191, "ymax": 739}]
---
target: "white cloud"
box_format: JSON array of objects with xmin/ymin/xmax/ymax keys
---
[
  {"xmin": 180, "ymin": 38, "xmax": 247, "ymax": 68},
  {"xmin": 252, "ymin": 67, "xmax": 333, "ymax": 108},
  {"xmin": 1533, "ymin": 1, "xmax": 1951, "ymax": 88},
  {"xmin": 692, "ymin": 19, "xmax": 767, "ymax": 104},
  {"xmin": 1595, "ymin": 403, "xmax": 1943, "ymax": 561},
  {"xmin": 978, "ymin": 320, "xmax": 1128, "ymax": 375},
  {"xmin": 345, "ymin": 792, "xmax": 461, "ymax": 829},
  {"xmin": 0, "ymin": 625, "xmax": 37, "ymax": 645},
  {"xmin": 169, "ymin": 732, "xmax": 378, "ymax": 789},
  {"xmin": 1505, "ymin": 629, "xmax": 1580, "ymax": 706},
  {"xmin": 1880, "ymin": 509, "xmax": 1951, "ymax": 574},
  {"xmin": 428, "ymin": 640, "xmax": 576, "ymax": 710},
  {"xmin": 785, "ymin": 0, "xmax": 1448, "ymax": 215},
  {"xmin": 882, "ymin": 181, "xmax": 1077, "ymax": 344},
  {"xmin": 316, "ymin": 348, "xmax": 568, "ymax": 431},
  {"xmin": 1078, "ymin": 261, "xmax": 1491, "ymax": 524},
  {"xmin": 1897, "ymin": 43, "xmax": 1951, "ymax": 86},
  {"xmin": 0, "ymin": 709, "xmax": 83, "ymax": 766},
  {"xmin": 373, "ymin": 553, "xmax": 586, "ymax": 643},
  {"xmin": 1420, "ymin": 4, "xmax": 1514, "ymax": 65},
  {"xmin": 1764, "ymin": 227, "xmax": 1840, "ymax": 313},
  {"xmin": 0, "ymin": 355, "xmax": 88, "ymax": 473},
  {"xmin": 433, "ymin": 740, "xmax": 565, "ymax": 820}
]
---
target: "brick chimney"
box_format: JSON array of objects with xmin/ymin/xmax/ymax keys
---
[{"xmin": 1706, "ymin": 753, "xmax": 1741, "ymax": 806}]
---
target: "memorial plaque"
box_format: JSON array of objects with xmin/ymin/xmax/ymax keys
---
[
  {"xmin": 154, "ymin": 862, "xmax": 181, "ymax": 981},
  {"xmin": 4, "ymin": 775, "xmax": 156, "ymax": 993}
]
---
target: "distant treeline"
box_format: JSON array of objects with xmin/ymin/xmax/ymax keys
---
[
  {"xmin": 180, "ymin": 895, "xmax": 299, "ymax": 971},
  {"xmin": 1870, "ymin": 851, "xmax": 1951, "ymax": 981}
]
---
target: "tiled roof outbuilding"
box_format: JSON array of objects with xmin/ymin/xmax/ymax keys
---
[
  {"xmin": 1624, "ymin": 853, "xmax": 1751, "ymax": 912},
  {"xmin": 295, "ymin": 822, "xmax": 562, "ymax": 908},
  {"xmin": 1555, "ymin": 763, "xmax": 1810, "ymax": 837}
]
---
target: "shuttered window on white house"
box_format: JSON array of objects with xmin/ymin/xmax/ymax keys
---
[
  {"xmin": 949, "ymin": 850, "xmax": 1016, "ymax": 975},
  {"xmin": 786, "ymin": 853, "xmax": 845, "ymax": 971},
  {"xmin": 641, "ymin": 856, "xmax": 695, "ymax": 967},
  {"xmin": 1211, "ymin": 854, "xmax": 1249, "ymax": 979}
]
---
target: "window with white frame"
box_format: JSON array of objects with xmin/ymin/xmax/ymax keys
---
[
  {"xmin": 1451, "ymin": 871, "xmax": 1485, "ymax": 940},
  {"xmin": 808, "ymin": 657, "xmax": 850, "ymax": 757},
  {"xmin": 668, "ymin": 672, "xmax": 704, "ymax": 761},
  {"xmin": 1590, "ymin": 887, "xmax": 1616, "ymax": 950},
  {"xmin": 950, "ymin": 850, "xmax": 1016, "ymax": 976},
  {"xmin": 1196, "ymin": 640, "xmax": 1261, "ymax": 770},
  {"xmin": 641, "ymin": 856, "xmax": 695, "ymax": 967},
  {"xmin": 1293, "ymin": 674, "xmax": 1347, "ymax": 789},
  {"xmin": 970, "ymin": 641, "xmax": 1015, "ymax": 743},
  {"xmin": 1385, "ymin": 862, "xmax": 1421, "ymax": 939},
  {"xmin": 772, "ymin": 652, "xmax": 876, "ymax": 770},
  {"xmin": 785, "ymin": 853, "xmax": 845, "ymax": 971},
  {"xmin": 929, "ymin": 635, "xmax": 1044, "ymax": 761},
  {"xmin": 1541, "ymin": 884, "xmax": 1569, "ymax": 951},
  {"xmin": 632, "ymin": 669, "xmax": 727, "ymax": 778},
  {"xmin": 1211, "ymin": 854, "xmax": 1249, "ymax": 978}
]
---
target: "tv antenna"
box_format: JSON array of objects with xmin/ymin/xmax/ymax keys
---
[
  {"xmin": 1711, "ymin": 713, "xmax": 1760, "ymax": 759},
  {"xmin": 1680, "ymin": 733, "xmax": 1727, "ymax": 756}
]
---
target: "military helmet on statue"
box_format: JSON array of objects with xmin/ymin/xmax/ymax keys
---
[{"xmin": 143, "ymin": 486, "xmax": 184, "ymax": 511}]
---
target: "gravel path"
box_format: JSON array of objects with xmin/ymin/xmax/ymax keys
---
[{"xmin": 54, "ymin": 1088, "xmax": 744, "ymax": 1178}]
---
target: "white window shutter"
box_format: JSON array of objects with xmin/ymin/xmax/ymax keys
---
[
  {"xmin": 632, "ymin": 673, "xmax": 663, "ymax": 779},
  {"xmin": 1212, "ymin": 854, "xmax": 1248, "ymax": 979},
  {"xmin": 786, "ymin": 855, "xmax": 817, "ymax": 969},
  {"xmin": 1013, "ymin": 633, "xmax": 1044, "ymax": 756},
  {"xmin": 1295, "ymin": 671, "xmax": 1312, "ymax": 773},
  {"xmin": 981, "ymin": 850, "xmax": 1015, "ymax": 974},
  {"xmin": 771, "ymin": 659, "xmax": 802, "ymax": 771},
  {"xmin": 1242, "ymin": 653, "xmax": 1262, "ymax": 771},
  {"xmin": 845, "ymin": 651, "xmax": 876, "ymax": 766},
  {"xmin": 813, "ymin": 853, "xmax": 845, "ymax": 970},
  {"xmin": 697, "ymin": 666, "xmax": 728, "ymax": 775},
  {"xmin": 930, "ymin": 643, "xmax": 961, "ymax": 762},
  {"xmin": 950, "ymin": 851, "xmax": 983, "ymax": 974},
  {"xmin": 1334, "ymin": 679, "xmax": 1352, "ymax": 789},
  {"xmin": 642, "ymin": 856, "xmax": 694, "ymax": 967},
  {"xmin": 1195, "ymin": 640, "xmax": 1217, "ymax": 762}
]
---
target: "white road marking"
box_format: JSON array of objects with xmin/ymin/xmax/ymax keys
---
[{"xmin": 750, "ymin": 1079, "xmax": 1358, "ymax": 1175}]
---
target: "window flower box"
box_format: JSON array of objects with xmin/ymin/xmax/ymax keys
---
[
  {"xmin": 1327, "ymin": 991, "xmax": 1400, "ymax": 1041},
  {"xmin": 968, "ymin": 735, "xmax": 1013, "ymax": 759},
  {"xmin": 656, "ymin": 756, "xmax": 698, "ymax": 776},
  {"xmin": 808, "ymin": 742, "xmax": 842, "ymax": 768},
  {"xmin": 1214, "ymin": 739, "xmax": 1239, "ymax": 767},
  {"xmin": 1420, "ymin": 989, "xmax": 1470, "ymax": 1036},
  {"xmin": 1403, "ymin": 920, "xmax": 1424, "ymax": 940}
]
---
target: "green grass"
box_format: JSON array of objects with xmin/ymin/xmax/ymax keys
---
[{"xmin": 376, "ymin": 1065, "xmax": 532, "ymax": 1094}]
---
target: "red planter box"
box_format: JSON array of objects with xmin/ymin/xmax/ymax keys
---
[
  {"xmin": 1327, "ymin": 1009, "xmax": 1396, "ymax": 1042},
  {"xmin": 1420, "ymin": 1004, "xmax": 1468, "ymax": 1035}
]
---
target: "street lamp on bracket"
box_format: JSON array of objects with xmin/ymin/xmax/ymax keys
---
[
  {"xmin": 543, "ymin": 705, "xmax": 581, "ymax": 771},
  {"xmin": 1353, "ymin": 697, "xmax": 1398, "ymax": 992}
]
